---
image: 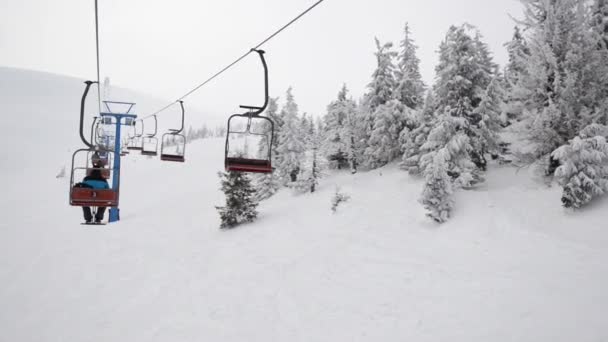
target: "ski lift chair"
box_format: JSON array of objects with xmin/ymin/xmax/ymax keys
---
[
  {"xmin": 160, "ymin": 101, "xmax": 186, "ymax": 162},
  {"xmin": 224, "ymin": 49, "xmax": 274, "ymax": 174},
  {"xmin": 70, "ymin": 149, "xmax": 119, "ymax": 207},
  {"xmin": 127, "ymin": 120, "xmax": 144, "ymax": 151},
  {"xmin": 141, "ymin": 115, "xmax": 159, "ymax": 156}
]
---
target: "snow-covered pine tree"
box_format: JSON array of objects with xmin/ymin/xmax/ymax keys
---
[
  {"xmin": 216, "ymin": 171, "xmax": 259, "ymax": 229},
  {"xmin": 594, "ymin": 0, "xmax": 608, "ymax": 48},
  {"xmin": 432, "ymin": 24, "xmax": 497, "ymax": 171},
  {"xmin": 295, "ymin": 124, "xmax": 325, "ymax": 194},
  {"xmin": 331, "ymin": 187, "xmax": 350, "ymax": 213},
  {"xmin": 344, "ymin": 100, "xmax": 363, "ymax": 174},
  {"xmin": 323, "ymin": 84, "xmax": 360, "ymax": 170},
  {"xmin": 420, "ymin": 149, "xmax": 453, "ymax": 223},
  {"xmin": 253, "ymin": 173, "xmax": 281, "ymax": 202},
  {"xmin": 504, "ymin": 26, "xmax": 529, "ymax": 89},
  {"xmin": 552, "ymin": 124, "xmax": 608, "ymax": 208},
  {"xmin": 300, "ymin": 113, "xmax": 314, "ymax": 146},
  {"xmin": 257, "ymin": 97, "xmax": 281, "ymax": 163},
  {"xmin": 502, "ymin": 26, "xmax": 530, "ymax": 125},
  {"xmin": 276, "ymin": 87, "xmax": 306, "ymax": 185},
  {"xmin": 512, "ymin": 0, "xmax": 608, "ymax": 171},
  {"xmin": 395, "ymin": 23, "xmax": 425, "ymax": 109},
  {"xmin": 266, "ymin": 97, "xmax": 283, "ymax": 130},
  {"xmin": 419, "ymin": 115, "xmax": 479, "ymax": 189},
  {"xmin": 186, "ymin": 126, "xmax": 195, "ymax": 141},
  {"xmin": 367, "ymin": 38, "xmax": 398, "ymax": 112},
  {"xmin": 253, "ymin": 99, "xmax": 283, "ymax": 201},
  {"xmin": 359, "ymin": 38, "xmax": 399, "ymax": 157},
  {"xmin": 323, "ymin": 85, "xmax": 349, "ymax": 169},
  {"xmin": 592, "ymin": 0, "xmax": 608, "ymax": 125},
  {"xmin": 365, "ymin": 99, "xmax": 413, "ymax": 168},
  {"xmin": 471, "ymin": 75, "xmax": 505, "ymax": 165},
  {"xmin": 400, "ymin": 92, "xmax": 436, "ymax": 174},
  {"xmin": 362, "ymin": 35, "xmax": 421, "ymax": 169}
]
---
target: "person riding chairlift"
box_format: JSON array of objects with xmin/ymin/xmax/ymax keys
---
[{"xmin": 79, "ymin": 153, "xmax": 110, "ymax": 223}]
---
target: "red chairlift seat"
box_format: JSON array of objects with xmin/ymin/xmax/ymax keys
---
[
  {"xmin": 70, "ymin": 187, "xmax": 119, "ymax": 207},
  {"xmin": 225, "ymin": 157, "xmax": 272, "ymax": 173},
  {"xmin": 160, "ymin": 153, "xmax": 185, "ymax": 162},
  {"xmin": 141, "ymin": 150, "xmax": 158, "ymax": 157}
]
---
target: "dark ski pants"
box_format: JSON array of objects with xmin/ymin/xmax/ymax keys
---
[{"xmin": 83, "ymin": 207, "xmax": 106, "ymax": 222}]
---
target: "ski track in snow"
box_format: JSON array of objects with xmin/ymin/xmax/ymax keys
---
[{"xmin": 1, "ymin": 68, "xmax": 608, "ymax": 342}]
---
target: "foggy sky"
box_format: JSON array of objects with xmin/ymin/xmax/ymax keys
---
[{"xmin": 0, "ymin": 0, "xmax": 523, "ymax": 124}]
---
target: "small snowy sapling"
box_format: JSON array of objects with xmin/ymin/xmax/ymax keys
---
[
  {"xmin": 331, "ymin": 187, "xmax": 351, "ymax": 213},
  {"xmin": 216, "ymin": 171, "xmax": 259, "ymax": 229}
]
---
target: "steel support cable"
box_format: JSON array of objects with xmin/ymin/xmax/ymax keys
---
[
  {"xmin": 95, "ymin": 0, "xmax": 102, "ymax": 114},
  {"xmin": 141, "ymin": 0, "xmax": 326, "ymax": 120}
]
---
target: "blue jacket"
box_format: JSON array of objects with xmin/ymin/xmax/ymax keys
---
[
  {"xmin": 83, "ymin": 179, "xmax": 110, "ymax": 189},
  {"xmin": 83, "ymin": 170, "xmax": 110, "ymax": 190}
]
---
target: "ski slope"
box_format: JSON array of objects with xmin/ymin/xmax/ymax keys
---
[{"xmin": 1, "ymin": 68, "xmax": 608, "ymax": 342}]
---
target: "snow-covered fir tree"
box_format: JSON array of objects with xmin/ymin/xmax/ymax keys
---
[
  {"xmin": 252, "ymin": 99, "xmax": 283, "ymax": 201},
  {"xmin": 365, "ymin": 99, "xmax": 414, "ymax": 168},
  {"xmin": 323, "ymin": 84, "xmax": 360, "ymax": 172},
  {"xmin": 471, "ymin": 75, "xmax": 505, "ymax": 165},
  {"xmin": 331, "ymin": 187, "xmax": 351, "ymax": 213},
  {"xmin": 419, "ymin": 115, "xmax": 479, "ymax": 190},
  {"xmin": 400, "ymin": 92, "xmax": 437, "ymax": 174},
  {"xmin": 510, "ymin": 0, "xmax": 608, "ymax": 172},
  {"xmin": 594, "ymin": 0, "xmax": 608, "ymax": 48},
  {"xmin": 432, "ymin": 24, "xmax": 498, "ymax": 171},
  {"xmin": 552, "ymin": 124, "xmax": 608, "ymax": 208},
  {"xmin": 367, "ymin": 38, "xmax": 398, "ymax": 112},
  {"xmin": 295, "ymin": 124, "xmax": 325, "ymax": 194},
  {"xmin": 323, "ymin": 85, "xmax": 349, "ymax": 169},
  {"xmin": 420, "ymin": 149, "xmax": 453, "ymax": 223},
  {"xmin": 256, "ymin": 97, "xmax": 281, "ymax": 163},
  {"xmin": 216, "ymin": 171, "xmax": 258, "ymax": 229},
  {"xmin": 276, "ymin": 87, "xmax": 306, "ymax": 185},
  {"xmin": 300, "ymin": 113, "xmax": 314, "ymax": 146},
  {"xmin": 502, "ymin": 26, "xmax": 530, "ymax": 125},
  {"xmin": 414, "ymin": 25, "xmax": 498, "ymax": 221},
  {"xmin": 504, "ymin": 27, "xmax": 529, "ymax": 89},
  {"xmin": 253, "ymin": 173, "xmax": 281, "ymax": 202},
  {"xmin": 395, "ymin": 23, "xmax": 425, "ymax": 109},
  {"xmin": 359, "ymin": 38, "xmax": 398, "ymax": 155}
]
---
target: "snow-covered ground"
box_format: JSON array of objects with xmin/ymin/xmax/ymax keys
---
[{"xmin": 1, "ymin": 68, "xmax": 608, "ymax": 341}]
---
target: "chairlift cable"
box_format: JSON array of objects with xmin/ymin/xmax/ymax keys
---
[
  {"xmin": 94, "ymin": 0, "xmax": 102, "ymax": 115},
  {"xmin": 141, "ymin": 0, "xmax": 326, "ymax": 120}
]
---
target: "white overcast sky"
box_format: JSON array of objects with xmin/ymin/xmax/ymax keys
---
[{"xmin": 0, "ymin": 0, "xmax": 523, "ymax": 122}]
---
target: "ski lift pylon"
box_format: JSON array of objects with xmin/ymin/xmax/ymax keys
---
[{"xmin": 224, "ymin": 49, "xmax": 274, "ymax": 174}]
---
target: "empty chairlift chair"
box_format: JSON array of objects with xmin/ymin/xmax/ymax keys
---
[
  {"xmin": 160, "ymin": 101, "xmax": 186, "ymax": 162},
  {"xmin": 141, "ymin": 115, "xmax": 159, "ymax": 156},
  {"xmin": 127, "ymin": 120, "xmax": 144, "ymax": 151},
  {"xmin": 224, "ymin": 49, "xmax": 274, "ymax": 174}
]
